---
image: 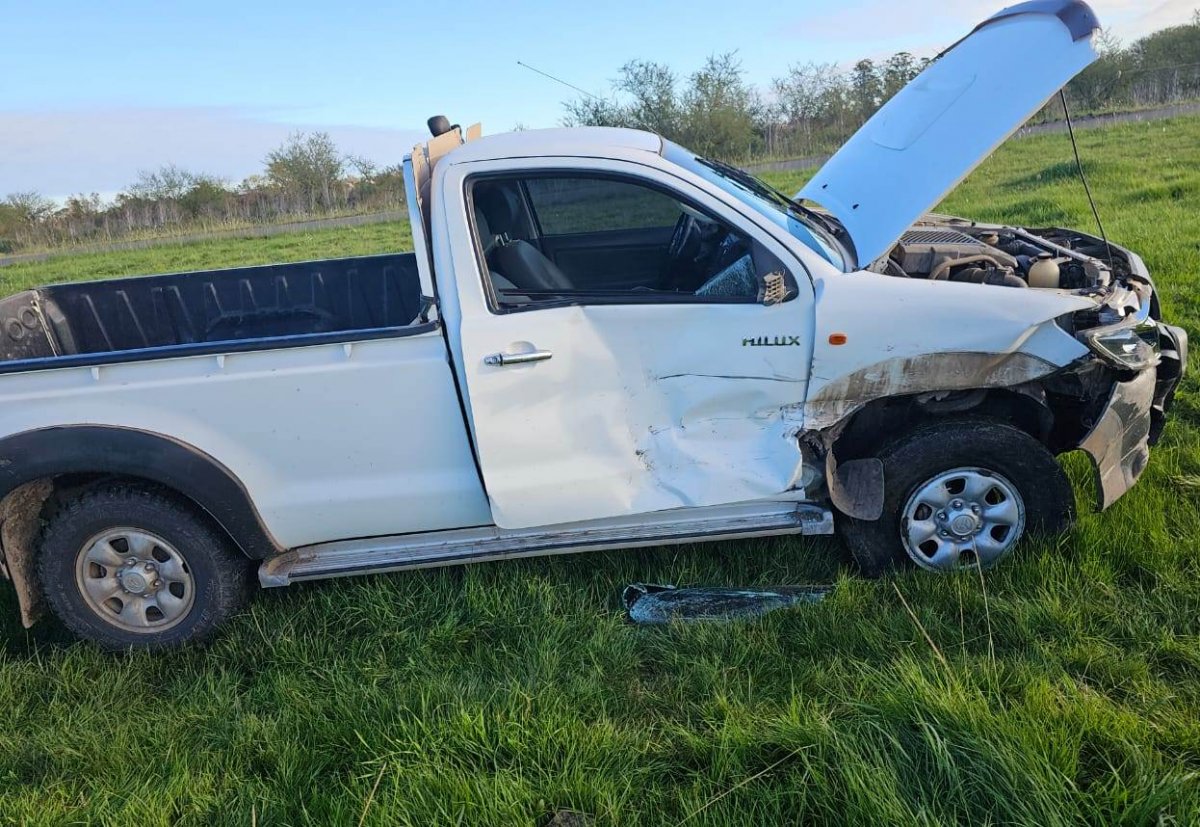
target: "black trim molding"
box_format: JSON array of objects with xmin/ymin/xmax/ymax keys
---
[{"xmin": 0, "ymin": 426, "xmax": 281, "ymax": 559}]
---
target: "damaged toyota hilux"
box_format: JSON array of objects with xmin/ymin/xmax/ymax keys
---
[{"xmin": 0, "ymin": 0, "xmax": 1188, "ymax": 649}]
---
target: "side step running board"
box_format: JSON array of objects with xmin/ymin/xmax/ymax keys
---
[{"xmin": 259, "ymin": 501, "xmax": 834, "ymax": 587}]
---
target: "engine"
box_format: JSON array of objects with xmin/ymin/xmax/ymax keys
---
[{"xmin": 872, "ymin": 224, "xmax": 1108, "ymax": 289}]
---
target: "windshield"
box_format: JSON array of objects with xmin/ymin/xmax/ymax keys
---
[{"xmin": 663, "ymin": 141, "xmax": 850, "ymax": 270}]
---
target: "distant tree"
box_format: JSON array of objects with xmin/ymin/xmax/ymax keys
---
[
  {"xmin": 1125, "ymin": 19, "xmax": 1200, "ymax": 104},
  {"xmin": 849, "ymin": 59, "xmax": 882, "ymax": 122},
  {"xmin": 4, "ymin": 191, "xmax": 55, "ymax": 224},
  {"xmin": 0, "ymin": 203, "xmax": 23, "ymax": 251},
  {"xmin": 264, "ymin": 131, "xmax": 346, "ymax": 212},
  {"xmin": 562, "ymin": 95, "xmax": 625, "ymax": 127},
  {"xmin": 128, "ymin": 164, "xmax": 199, "ymax": 201},
  {"xmin": 881, "ymin": 52, "xmax": 919, "ymax": 100},
  {"xmin": 678, "ymin": 53, "xmax": 763, "ymax": 158},
  {"xmin": 346, "ymin": 155, "xmax": 377, "ymax": 180},
  {"xmin": 772, "ymin": 61, "xmax": 847, "ymax": 151},
  {"xmin": 774, "ymin": 62, "xmax": 835, "ymax": 123},
  {"xmin": 1068, "ymin": 28, "xmax": 1131, "ymax": 110},
  {"xmin": 120, "ymin": 165, "xmax": 227, "ymax": 226},
  {"xmin": 1095, "ymin": 27, "xmax": 1124, "ymax": 55},
  {"xmin": 343, "ymin": 158, "xmax": 406, "ymax": 210},
  {"xmin": 63, "ymin": 193, "xmax": 103, "ymax": 219},
  {"xmin": 178, "ymin": 179, "xmax": 230, "ymax": 219},
  {"xmin": 615, "ymin": 59, "xmax": 682, "ymax": 136}
]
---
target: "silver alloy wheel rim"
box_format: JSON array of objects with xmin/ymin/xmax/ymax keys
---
[
  {"xmin": 74, "ymin": 527, "xmax": 195, "ymax": 633},
  {"xmin": 900, "ymin": 467, "xmax": 1026, "ymax": 573}
]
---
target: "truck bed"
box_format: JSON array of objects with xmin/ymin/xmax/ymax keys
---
[{"xmin": 0, "ymin": 253, "xmax": 425, "ymax": 371}]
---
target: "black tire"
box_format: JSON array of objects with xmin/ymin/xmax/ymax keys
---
[
  {"xmin": 838, "ymin": 418, "xmax": 1075, "ymax": 577},
  {"xmin": 38, "ymin": 483, "xmax": 254, "ymax": 651}
]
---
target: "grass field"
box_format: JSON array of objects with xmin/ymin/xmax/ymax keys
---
[{"xmin": 2, "ymin": 117, "xmax": 1200, "ymax": 825}]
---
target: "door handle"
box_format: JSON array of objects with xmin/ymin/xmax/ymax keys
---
[{"xmin": 484, "ymin": 349, "xmax": 553, "ymax": 367}]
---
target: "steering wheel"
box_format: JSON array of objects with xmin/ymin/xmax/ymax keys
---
[
  {"xmin": 666, "ymin": 212, "xmax": 725, "ymax": 291},
  {"xmin": 667, "ymin": 213, "xmax": 700, "ymax": 264}
]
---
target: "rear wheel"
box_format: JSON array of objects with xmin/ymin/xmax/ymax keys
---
[
  {"xmin": 838, "ymin": 419, "xmax": 1075, "ymax": 576},
  {"xmin": 38, "ymin": 483, "xmax": 254, "ymax": 650}
]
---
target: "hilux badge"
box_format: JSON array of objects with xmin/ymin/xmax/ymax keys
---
[{"xmin": 742, "ymin": 336, "xmax": 803, "ymax": 347}]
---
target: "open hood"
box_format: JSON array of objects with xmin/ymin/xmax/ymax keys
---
[{"xmin": 798, "ymin": 1, "xmax": 1101, "ymax": 268}]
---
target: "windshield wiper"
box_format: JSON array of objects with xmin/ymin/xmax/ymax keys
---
[
  {"xmin": 698, "ymin": 158, "xmax": 789, "ymax": 206},
  {"xmin": 698, "ymin": 157, "xmax": 848, "ymax": 241}
]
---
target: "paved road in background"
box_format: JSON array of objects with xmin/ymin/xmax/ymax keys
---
[{"xmin": 5, "ymin": 102, "xmax": 1199, "ymax": 268}]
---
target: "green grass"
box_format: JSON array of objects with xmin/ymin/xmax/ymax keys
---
[
  {"xmin": 0, "ymin": 220, "xmax": 412, "ymax": 294},
  {"xmin": 4, "ymin": 208, "xmax": 408, "ymax": 258},
  {"xmin": 3, "ymin": 118, "xmax": 1200, "ymax": 825}
]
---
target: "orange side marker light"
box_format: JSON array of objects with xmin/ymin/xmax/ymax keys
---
[{"xmin": 828, "ymin": 333, "xmax": 848, "ymax": 346}]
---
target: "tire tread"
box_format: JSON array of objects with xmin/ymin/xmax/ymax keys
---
[
  {"xmin": 37, "ymin": 482, "xmax": 253, "ymax": 651},
  {"xmin": 838, "ymin": 417, "xmax": 1075, "ymax": 577}
]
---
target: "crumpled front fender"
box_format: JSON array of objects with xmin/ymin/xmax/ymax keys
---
[
  {"xmin": 1078, "ymin": 369, "xmax": 1155, "ymax": 510},
  {"xmin": 1079, "ymin": 321, "xmax": 1188, "ymax": 510}
]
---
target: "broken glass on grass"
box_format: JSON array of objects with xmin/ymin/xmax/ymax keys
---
[{"xmin": 623, "ymin": 583, "xmax": 832, "ymax": 624}]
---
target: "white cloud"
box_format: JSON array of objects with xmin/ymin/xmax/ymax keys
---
[
  {"xmin": 1116, "ymin": 0, "xmax": 1198, "ymax": 39},
  {"xmin": 0, "ymin": 107, "xmax": 426, "ymax": 201}
]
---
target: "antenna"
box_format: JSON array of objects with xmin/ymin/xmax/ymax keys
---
[
  {"xmin": 516, "ymin": 60, "xmax": 600, "ymax": 100},
  {"xmin": 1059, "ymin": 89, "xmax": 1115, "ymax": 269}
]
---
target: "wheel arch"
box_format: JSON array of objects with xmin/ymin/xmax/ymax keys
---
[
  {"xmin": 820, "ymin": 386, "xmax": 1057, "ymax": 523},
  {"xmin": 0, "ymin": 427, "xmax": 280, "ymax": 628},
  {"xmin": 829, "ymin": 386, "xmax": 1055, "ymax": 461},
  {"xmin": 0, "ymin": 425, "xmax": 281, "ymax": 559}
]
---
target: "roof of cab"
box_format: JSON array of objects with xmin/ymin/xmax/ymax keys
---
[{"xmin": 442, "ymin": 126, "xmax": 664, "ymax": 164}]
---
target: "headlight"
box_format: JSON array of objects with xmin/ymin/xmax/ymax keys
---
[{"xmin": 1080, "ymin": 316, "xmax": 1160, "ymax": 370}]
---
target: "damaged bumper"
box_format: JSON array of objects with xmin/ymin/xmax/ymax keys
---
[{"xmin": 1079, "ymin": 322, "xmax": 1187, "ymax": 510}]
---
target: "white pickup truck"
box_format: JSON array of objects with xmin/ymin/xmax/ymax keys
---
[{"xmin": 0, "ymin": 0, "xmax": 1188, "ymax": 649}]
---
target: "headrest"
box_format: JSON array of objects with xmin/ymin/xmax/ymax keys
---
[
  {"xmin": 474, "ymin": 184, "xmax": 520, "ymax": 235},
  {"xmin": 473, "ymin": 203, "xmax": 494, "ymax": 252}
]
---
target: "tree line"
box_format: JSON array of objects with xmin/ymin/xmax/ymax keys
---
[
  {"xmin": 565, "ymin": 12, "xmax": 1200, "ymax": 161},
  {"xmin": 0, "ymin": 132, "xmax": 407, "ymax": 253},
  {"xmin": 5, "ymin": 12, "xmax": 1200, "ymax": 254}
]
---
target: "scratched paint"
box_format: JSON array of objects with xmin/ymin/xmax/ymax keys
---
[
  {"xmin": 803, "ymin": 269, "xmax": 1095, "ymax": 431},
  {"xmin": 453, "ymin": 298, "xmax": 813, "ymax": 529}
]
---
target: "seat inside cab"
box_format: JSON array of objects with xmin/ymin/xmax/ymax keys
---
[{"xmin": 469, "ymin": 175, "xmax": 764, "ymax": 309}]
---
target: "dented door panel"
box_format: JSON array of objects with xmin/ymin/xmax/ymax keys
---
[
  {"xmin": 453, "ymin": 298, "xmax": 813, "ymax": 529},
  {"xmin": 440, "ymin": 158, "xmax": 818, "ymax": 529}
]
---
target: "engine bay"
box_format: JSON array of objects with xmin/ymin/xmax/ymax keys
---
[{"xmin": 870, "ymin": 221, "xmax": 1128, "ymax": 290}]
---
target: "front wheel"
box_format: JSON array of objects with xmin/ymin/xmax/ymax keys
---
[
  {"xmin": 38, "ymin": 483, "xmax": 254, "ymax": 650},
  {"xmin": 838, "ymin": 419, "xmax": 1075, "ymax": 576}
]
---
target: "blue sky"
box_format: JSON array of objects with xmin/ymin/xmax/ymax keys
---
[{"xmin": 2, "ymin": 0, "xmax": 1193, "ymax": 198}]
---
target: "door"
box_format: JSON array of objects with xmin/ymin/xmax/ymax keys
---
[{"xmin": 444, "ymin": 161, "xmax": 816, "ymax": 529}]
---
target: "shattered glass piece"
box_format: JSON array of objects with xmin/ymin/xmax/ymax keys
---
[
  {"xmin": 623, "ymin": 582, "xmax": 831, "ymax": 624},
  {"xmin": 695, "ymin": 253, "xmax": 759, "ymax": 298}
]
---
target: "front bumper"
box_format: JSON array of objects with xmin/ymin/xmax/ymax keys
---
[{"xmin": 1079, "ymin": 322, "xmax": 1188, "ymax": 510}]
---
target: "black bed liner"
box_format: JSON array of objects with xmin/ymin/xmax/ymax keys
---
[{"xmin": 0, "ymin": 253, "xmax": 425, "ymax": 368}]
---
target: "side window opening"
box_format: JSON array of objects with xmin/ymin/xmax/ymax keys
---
[
  {"xmin": 469, "ymin": 174, "xmax": 773, "ymax": 311},
  {"xmin": 524, "ymin": 177, "xmax": 682, "ymax": 236}
]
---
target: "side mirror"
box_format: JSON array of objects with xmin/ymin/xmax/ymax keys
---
[{"xmin": 760, "ymin": 271, "xmax": 797, "ymax": 306}]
